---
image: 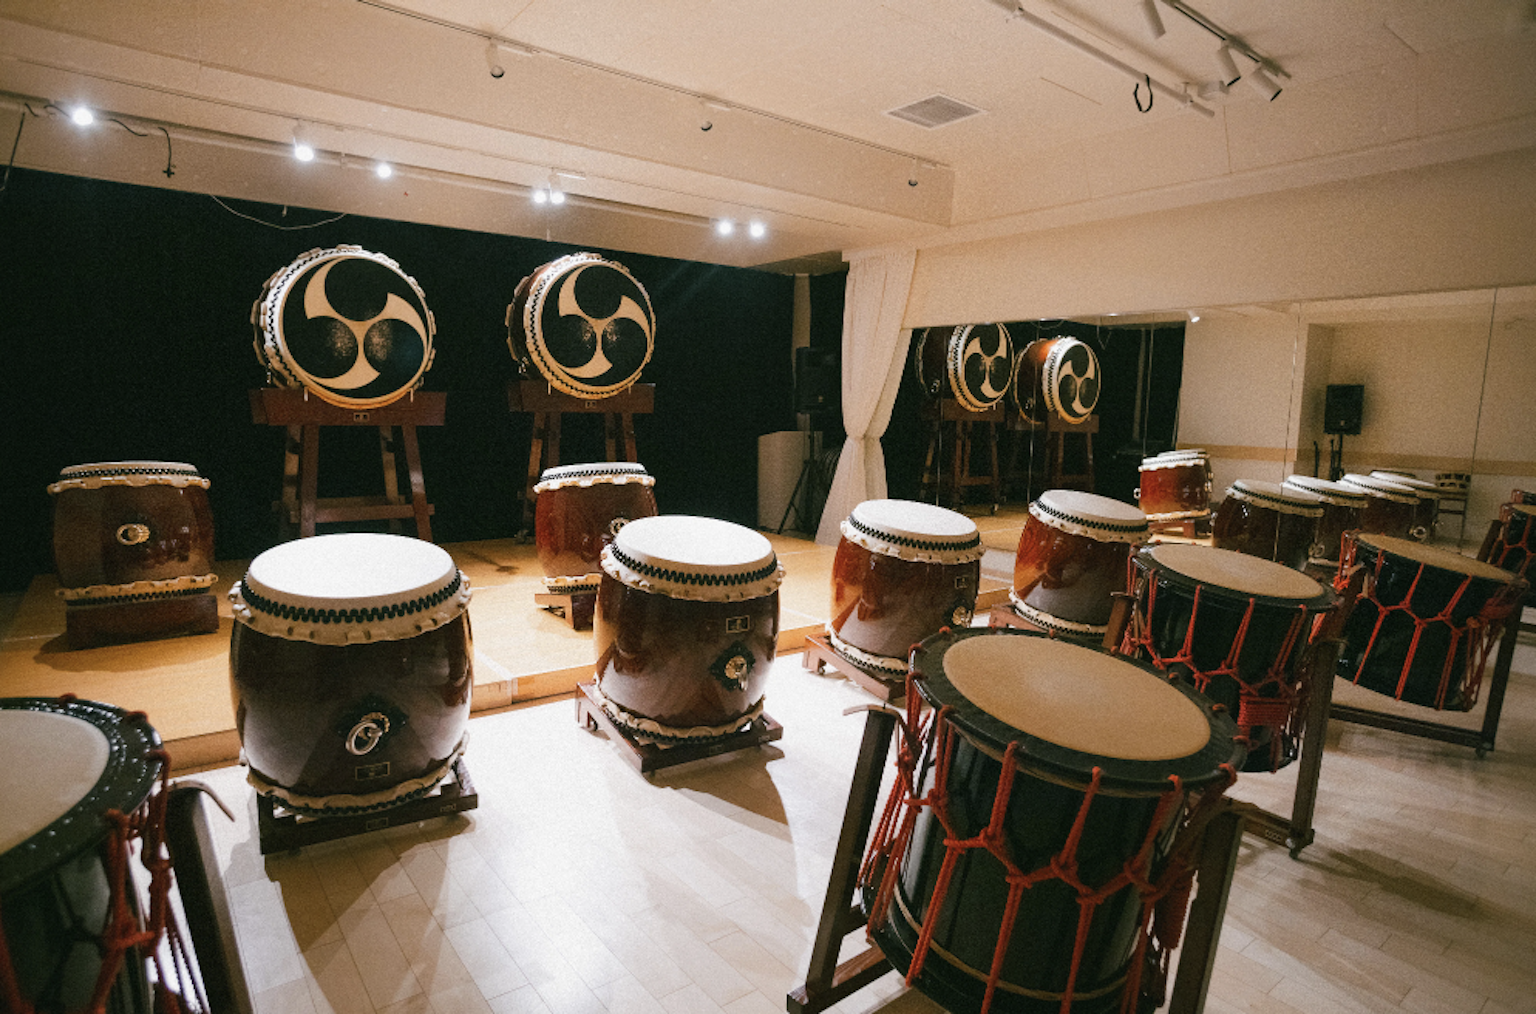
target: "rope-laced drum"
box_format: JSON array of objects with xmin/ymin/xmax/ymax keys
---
[
  {"xmin": 1282, "ymin": 475, "xmax": 1367, "ymax": 568},
  {"xmin": 534, "ymin": 462, "xmax": 658, "ymax": 597},
  {"xmin": 229, "ymin": 534, "xmax": 474, "ymax": 815},
  {"xmin": 1485, "ymin": 502, "xmax": 1536, "ymax": 581},
  {"xmin": 1335, "ymin": 533, "xmax": 1525, "ymax": 710},
  {"xmin": 1338, "ymin": 473, "xmax": 1419, "ymax": 541},
  {"xmin": 828, "ymin": 499, "xmax": 985, "ymax": 683},
  {"xmin": 0, "ymin": 696, "xmax": 176, "ymax": 1014},
  {"xmin": 47, "ymin": 461, "xmax": 217, "ymax": 611},
  {"xmin": 594, "ymin": 516, "xmax": 784, "ymax": 741},
  {"xmin": 1124, "ymin": 544, "xmax": 1336, "ymax": 773},
  {"xmin": 252, "ymin": 245, "xmax": 435, "ymax": 409},
  {"xmin": 506, "ymin": 252, "xmax": 655, "ymax": 399},
  {"xmin": 1210, "ymin": 479, "xmax": 1324, "ymax": 571},
  {"xmin": 1009, "ymin": 490, "xmax": 1148, "ymax": 640},
  {"xmin": 860, "ymin": 628, "xmax": 1242, "ymax": 1014},
  {"xmin": 912, "ymin": 324, "xmax": 1016, "ymax": 412},
  {"xmin": 1369, "ymin": 471, "xmax": 1440, "ymax": 541},
  {"xmin": 1136, "ymin": 452, "xmax": 1212, "ymax": 523},
  {"xmin": 1011, "ymin": 336, "xmax": 1101, "ymax": 425}
]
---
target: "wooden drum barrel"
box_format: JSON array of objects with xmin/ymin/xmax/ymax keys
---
[
  {"xmin": 1369, "ymin": 471, "xmax": 1440, "ymax": 541},
  {"xmin": 534, "ymin": 462, "xmax": 658, "ymax": 594},
  {"xmin": 1282, "ymin": 475, "xmax": 1367, "ymax": 567},
  {"xmin": 1338, "ymin": 473, "xmax": 1420, "ymax": 540},
  {"xmin": 1210, "ymin": 479, "xmax": 1324, "ymax": 571},
  {"xmin": 1136, "ymin": 452, "xmax": 1212, "ymax": 522},
  {"xmin": 1009, "ymin": 489, "xmax": 1148, "ymax": 638}
]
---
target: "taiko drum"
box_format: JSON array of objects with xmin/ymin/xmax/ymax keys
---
[
  {"xmin": 1339, "ymin": 473, "xmax": 1419, "ymax": 540},
  {"xmin": 1210, "ymin": 479, "xmax": 1324, "ymax": 571},
  {"xmin": 1136, "ymin": 452, "xmax": 1212, "ymax": 522},
  {"xmin": 1282, "ymin": 475, "xmax": 1366, "ymax": 567},
  {"xmin": 1009, "ymin": 489, "xmax": 1148, "ymax": 638},
  {"xmin": 534, "ymin": 462, "xmax": 658, "ymax": 593},
  {"xmin": 912, "ymin": 324, "xmax": 1016, "ymax": 412},
  {"xmin": 1010, "ymin": 336, "xmax": 1101, "ymax": 425},
  {"xmin": 1369, "ymin": 470, "xmax": 1440, "ymax": 541}
]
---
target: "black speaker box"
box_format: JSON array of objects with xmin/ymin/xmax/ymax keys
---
[
  {"xmin": 1324, "ymin": 384, "xmax": 1364, "ymax": 435},
  {"xmin": 795, "ymin": 347, "xmax": 839, "ymax": 414}
]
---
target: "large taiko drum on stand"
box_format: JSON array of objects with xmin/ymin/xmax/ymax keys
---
[
  {"xmin": 1125, "ymin": 544, "xmax": 1335, "ymax": 772},
  {"xmin": 0, "ymin": 697, "xmax": 166, "ymax": 1014},
  {"xmin": 1283, "ymin": 475, "xmax": 1367, "ymax": 568},
  {"xmin": 1486, "ymin": 502, "xmax": 1536, "ymax": 580},
  {"xmin": 252, "ymin": 245, "xmax": 435, "ymax": 409},
  {"xmin": 1335, "ymin": 533, "xmax": 1525, "ymax": 710},
  {"xmin": 1137, "ymin": 452, "xmax": 1212, "ymax": 523},
  {"xmin": 506, "ymin": 252, "xmax": 655, "ymax": 399},
  {"xmin": 912, "ymin": 324, "xmax": 1015, "ymax": 412},
  {"xmin": 534, "ymin": 462, "xmax": 658, "ymax": 595},
  {"xmin": 229, "ymin": 534, "xmax": 473, "ymax": 815},
  {"xmin": 1369, "ymin": 471, "xmax": 1441, "ymax": 541},
  {"xmin": 861, "ymin": 629, "xmax": 1243, "ymax": 1014},
  {"xmin": 1339, "ymin": 473, "xmax": 1419, "ymax": 540},
  {"xmin": 828, "ymin": 499, "xmax": 985, "ymax": 683},
  {"xmin": 594, "ymin": 516, "xmax": 784, "ymax": 740},
  {"xmin": 1010, "ymin": 336, "xmax": 1101, "ymax": 425},
  {"xmin": 1210, "ymin": 479, "xmax": 1324, "ymax": 571},
  {"xmin": 1009, "ymin": 490, "xmax": 1148, "ymax": 639}
]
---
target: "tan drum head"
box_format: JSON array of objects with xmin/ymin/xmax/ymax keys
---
[
  {"xmin": 1147, "ymin": 543, "xmax": 1325, "ymax": 601},
  {"xmin": 1354, "ymin": 533, "xmax": 1516, "ymax": 583},
  {"xmin": 1031, "ymin": 489, "xmax": 1148, "ymax": 543},
  {"xmin": 843, "ymin": 499, "xmax": 984, "ymax": 563},
  {"xmin": 0, "ymin": 709, "xmax": 110, "ymax": 855},
  {"xmin": 604, "ymin": 515, "xmax": 783, "ymax": 601}
]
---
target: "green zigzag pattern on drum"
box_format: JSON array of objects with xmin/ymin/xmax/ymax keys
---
[
  {"xmin": 845, "ymin": 515, "xmax": 982, "ymax": 553},
  {"xmin": 609, "ymin": 547, "xmax": 780, "ymax": 587},
  {"xmin": 239, "ymin": 573, "xmax": 463, "ymax": 625},
  {"xmin": 57, "ymin": 465, "xmax": 203, "ymax": 480},
  {"xmin": 1033, "ymin": 503, "xmax": 1148, "ymax": 536}
]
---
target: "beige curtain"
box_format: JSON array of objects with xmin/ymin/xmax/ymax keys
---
[{"xmin": 814, "ymin": 249, "xmax": 917, "ymax": 545}]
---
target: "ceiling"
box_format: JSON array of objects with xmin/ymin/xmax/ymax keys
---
[{"xmin": 1, "ymin": 0, "xmax": 1533, "ymax": 273}]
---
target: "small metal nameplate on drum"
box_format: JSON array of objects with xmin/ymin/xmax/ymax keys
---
[
  {"xmin": 355, "ymin": 761, "xmax": 391, "ymax": 781},
  {"xmin": 955, "ymin": 576, "xmax": 970, "ymax": 588},
  {"xmin": 726, "ymin": 615, "xmax": 751, "ymax": 633},
  {"xmin": 365, "ymin": 816, "xmax": 391, "ymax": 831},
  {"xmin": 352, "ymin": 411, "xmax": 371, "ymax": 422}
]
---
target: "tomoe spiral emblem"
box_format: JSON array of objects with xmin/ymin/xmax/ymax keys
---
[
  {"xmin": 514, "ymin": 254, "xmax": 655, "ymax": 398},
  {"xmin": 1046, "ymin": 338, "xmax": 1100, "ymax": 424},
  {"xmin": 951, "ymin": 323, "xmax": 1014, "ymax": 412}
]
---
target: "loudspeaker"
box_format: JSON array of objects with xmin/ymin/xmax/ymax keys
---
[
  {"xmin": 795, "ymin": 347, "xmax": 839, "ymax": 414},
  {"xmin": 1324, "ymin": 384, "xmax": 1363, "ymax": 435}
]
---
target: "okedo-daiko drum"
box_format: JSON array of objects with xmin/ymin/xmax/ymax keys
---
[
  {"xmin": 229, "ymin": 533, "xmax": 473, "ymax": 815},
  {"xmin": 1369, "ymin": 470, "xmax": 1441, "ymax": 540},
  {"xmin": 861, "ymin": 629, "xmax": 1242, "ymax": 1014},
  {"xmin": 1339, "ymin": 473, "xmax": 1420, "ymax": 540},
  {"xmin": 828, "ymin": 499, "xmax": 985, "ymax": 682},
  {"xmin": 0, "ymin": 697, "xmax": 166, "ymax": 1014},
  {"xmin": 1282, "ymin": 475, "xmax": 1367, "ymax": 567},
  {"xmin": 594, "ymin": 516, "xmax": 784, "ymax": 740},
  {"xmin": 1485, "ymin": 502, "xmax": 1536, "ymax": 580},
  {"xmin": 1335, "ymin": 532, "xmax": 1525, "ymax": 710},
  {"xmin": 1011, "ymin": 336, "xmax": 1101, "ymax": 425},
  {"xmin": 534, "ymin": 462, "xmax": 658, "ymax": 594},
  {"xmin": 506, "ymin": 252, "xmax": 655, "ymax": 399},
  {"xmin": 1136, "ymin": 451, "xmax": 1212, "ymax": 522},
  {"xmin": 1210, "ymin": 479, "xmax": 1324, "ymax": 571},
  {"xmin": 913, "ymin": 324, "xmax": 1016, "ymax": 412},
  {"xmin": 252, "ymin": 245, "xmax": 435, "ymax": 409},
  {"xmin": 1125, "ymin": 543, "xmax": 1334, "ymax": 772},
  {"xmin": 1009, "ymin": 489, "xmax": 1148, "ymax": 638}
]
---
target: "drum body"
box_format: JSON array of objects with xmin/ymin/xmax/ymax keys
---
[
  {"xmin": 1210, "ymin": 480, "xmax": 1323, "ymax": 570},
  {"xmin": 506, "ymin": 252, "xmax": 654, "ymax": 398},
  {"xmin": 1011, "ymin": 336, "xmax": 1100, "ymax": 425},
  {"xmin": 1486, "ymin": 503, "xmax": 1535, "ymax": 580},
  {"xmin": 1370, "ymin": 471, "xmax": 1440, "ymax": 540},
  {"xmin": 1282, "ymin": 475, "xmax": 1366, "ymax": 567},
  {"xmin": 913, "ymin": 324, "xmax": 1015, "ymax": 412},
  {"xmin": 1336, "ymin": 533, "xmax": 1524, "ymax": 709},
  {"xmin": 829, "ymin": 499, "xmax": 983, "ymax": 681},
  {"xmin": 229, "ymin": 534, "xmax": 474, "ymax": 814},
  {"xmin": 534, "ymin": 463, "xmax": 657, "ymax": 591},
  {"xmin": 1010, "ymin": 490, "xmax": 1148, "ymax": 637},
  {"xmin": 594, "ymin": 516, "xmax": 783, "ymax": 739},
  {"xmin": 864, "ymin": 630, "xmax": 1242, "ymax": 1014},
  {"xmin": 1136, "ymin": 455, "xmax": 1211, "ymax": 522},
  {"xmin": 252, "ymin": 245, "xmax": 435, "ymax": 409},
  {"xmin": 1126, "ymin": 544, "xmax": 1334, "ymax": 772},
  {"xmin": 1339, "ymin": 474, "xmax": 1418, "ymax": 540},
  {"xmin": 0, "ymin": 697, "xmax": 164, "ymax": 1014}
]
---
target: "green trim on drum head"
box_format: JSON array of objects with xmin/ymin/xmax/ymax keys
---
[
  {"xmin": 1355, "ymin": 533, "xmax": 1516, "ymax": 583},
  {"xmin": 1146, "ymin": 543, "xmax": 1327, "ymax": 603}
]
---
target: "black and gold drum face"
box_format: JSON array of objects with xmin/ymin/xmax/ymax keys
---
[
  {"xmin": 915, "ymin": 324, "xmax": 1015, "ymax": 412},
  {"xmin": 508, "ymin": 253, "xmax": 655, "ymax": 399}
]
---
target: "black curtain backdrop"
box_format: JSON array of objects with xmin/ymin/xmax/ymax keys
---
[{"xmin": 0, "ymin": 169, "xmax": 797, "ymax": 592}]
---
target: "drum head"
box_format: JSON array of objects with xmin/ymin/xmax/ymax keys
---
[
  {"xmin": 0, "ymin": 698, "xmax": 161, "ymax": 894},
  {"xmin": 1340, "ymin": 473, "xmax": 1418, "ymax": 504},
  {"xmin": 1228, "ymin": 479, "xmax": 1324, "ymax": 515},
  {"xmin": 1031, "ymin": 489, "xmax": 1148, "ymax": 542},
  {"xmin": 603, "ymin": 515, "xmax": 783, "ymax": 601},
  {"xmin": 1283, "ymin": 474, "xmax": 1367, "ymax": 506},
  {"xmin": 1144, "ymin": 543, "xmax": 1328, "ymax": 604},
  {"xmin": 254, "ymin": 246, "xmax": 434, "ymax": 409},
  {"xmin": 947, "ymin": 324, "xmax": 1014, "ymax": 412},
  {"xmin": 913, "ymin": 629, "xmax": 1240, "ymax": 790},
  {"xmin": 534, "ymin": 461, "xmax": 655, "ymax": 492},
  {"xmin": 512, "ymin": 253, "xmax": 654, "ymax": 399},
  {"xmin": 1040, "ymin": 337, "xmax": 1100, "ymax": 423},
  {"xmin": 1355, "ymin": 533, "xmax": 1516, "ymax": 583},
  {"xmin": 843, "ymin": 499, "xmax": 984, "ymax": 564}
]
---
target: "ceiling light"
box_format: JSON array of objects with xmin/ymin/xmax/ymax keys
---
[
  {"xmin": 1247, "ymin": 65, "xmax": 1282, "ymax": 101},
  {"xmin": 374, "ymin": 162, "xmax": 393, "ymax": 179},
  {"xmin": 293, "ymin": 141, "xmax": 315, "ymax": 162},
  {"xmin": 716, "ymin": 219, "xmax": 735, "ymax": 236},
  {"xmin": 485, "ymin": 41, "xmax": 505, "ymax": 79},
  {"xmin": 748, "ymin": 220, "xmax": 766, "ymax": 239},
  {"xmin": 532, "ymin": 188, "xmax": 549, "ymax": 205},
  {"xmin": 548, "ymin": 188, "xmax": 566, "ymax": 205},
  {"xmin": 1189, "ymin": 312, "xmax": 1201, "ymax": 323},
  {"xmin": 69, "ymin": 106, "xmax": 94, "ymax": 126},
  {"xmin": 1141, "ymin": 0, "xmax": 1166, "ymax": 39},
  {"xmin": 1215, "ymin": 44, "xmax": 1242, "ymax": 87}
]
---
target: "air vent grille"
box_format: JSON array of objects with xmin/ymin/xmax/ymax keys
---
[{"xmin": 886, "ymin": 95, "xmax": 984, "ymax": 129}]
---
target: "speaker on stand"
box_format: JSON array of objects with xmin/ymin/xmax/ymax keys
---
[
  {"xmin": 776, "ymin": 348, "xmax": 840, "ymax": 535},
  {"xmin": 1323, "ymin": 384, "xmax": 1363, "ymax": 480}
]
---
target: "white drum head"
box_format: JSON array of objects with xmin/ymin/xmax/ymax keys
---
[
  {"xmin": 534, "ymin": 461, "xmax": 655, "ymax": 493},
  {"xmin": 943, "ymin": 635, "xmax": 1213, "ymax": 761},
  {"xmin": 1341, "ymin": 474, "xmax": 1418, "ymax": 504},
  {"xmin": 1228, "ymin": 479, "xmax": 1324, "ymax": 516},
  {"xmin": 1031, "ymin": 490, "xmax": 1148, "ymax": 543},
  {"xmin": 1356, "ymin": 533, "xmax": 1515, "ymax": 582},
  {"xmin": 1370, "ymin": 471, "xmax": 1439, "ymax": 498},
  {"xmin": 1148, "ymin": 543, "xmax": 1325, "ymax": 601},
  {"xmin": 604, "ymin": 515, "xmax": 783, "ymax": 601},
  {"xmin": 842, "ymin": 499, "xmax": 984, "ymax": 564},
  {"xmin": 0, "ymin": 710, "xmax": 110, "ymax": 854},
  {"xmin": 1283, "ymin": 475, "xmax": 1367, "ymax": 506},
  {"xmin": 48, "ymin": 460, "xmax": 209, "ymax": 493}
]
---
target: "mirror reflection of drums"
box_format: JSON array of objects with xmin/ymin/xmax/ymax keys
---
[
  {"xmin": 0, "ymin": 697, "xmax": 166, "ymax": 1013},
  {"xmin": 253, "ymin": 245, "xmax": 436, "ymax": 409},
  {"xmin": 1336, "ymin": 533, "xmax": 1526, "ymax": 710},
  {"xmin": 1011, "ymin": 336, "xmax": 1101, "ymax": 425},
  {"xmin": 1136, "ymin": 451, "xmax": 1212, "ymax": 524},
  {"xmin": 48, "ymin": 461, "xmax": 219, "ymax": 644},
  {"xmin": 229, "ymin": 534, "xmax": 473, "ymax": 815},
  {"xmin": 1338, "ymin": 473, "xmax": 1421, "ymax": 540},
  {"xmin": 1369, "ymin": 470, "xmax": 1441, "ymax": 540},
  {"xmin": 1210, "ymin": 479, "xmax": 1324, "ymax": 571},
  {"xmin": 1125, "ymin": 544, "xmax": 1336, "ymax": 772},
  {"xmin": 1282, "ymin": 475, "xmax": 1367, "ymax": 569},
  {"xmin": 913, "ymin": 324, "xmax": 1016, "ymax": 411},
  {"xmin": 507, "ymin": 252, "xmax": 655, "ymax": 398},
  {"xmin": 593, "ymin": 516, "xmax": 784, "ymax": 741},
  {"xmin": 862, "ymin": 629, "xmax": 1243, "ymax": 1014},
  {"xmin": 828, "ymin": 499, "xmax": 985, "ymax": 684},
  {"xmin": 1485, "ymin": 502, "xmax": 1536, "ymax": 581},
  {"xmin": 1009, "ymin": 490, "xmax": 1148, "ymax": 640},
  {"xmin": 535, "ymin": 462, "xmax": 658, "ymax": 624}
]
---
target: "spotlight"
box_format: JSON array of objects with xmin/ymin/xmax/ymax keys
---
[
  {"xmin": 293, "ymin": 142, "xmax": 315, "ymax": 162},
  {"xmin": 532, "ymin": 188, "xmax": 549, "ymax": 205},
  {"xmin": 748, "ymin": 220, "xmax": 766, "ymax": 239},
  {"xmin": 374, "ymin": 162, "xmax": 393, "ymax": 179},
  {"xmin": 1247, "ymin": 66, "xmax": 1282, "ymax": 101},
  {"xmin": 1140, "ymin": 0, "xmax": 1166, "ymax": 40},
  {"xmin": 1215, "ymin": 45, "xmax": 1241, "ymax": 87},
  {"xmin": 549, "ymin": 188, "xmax": 565, "ymax": 205},
  {"xmin": 69, "ymin": 106, "xmax": 94, "ymax": 126},
  {"xmin": 716, "ymin": 219, "xmax": 734, "ymax": 236}
]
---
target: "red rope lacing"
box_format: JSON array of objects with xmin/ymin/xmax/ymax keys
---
[
  {"xmin": 1333, "ymin": 534, "xmax": 1523, "ymax": 709},
  {"xmin": 1487, "ymin": 504, "xmax": 1535, "ymax": 580},
  {"xmin": 861, "ymin": 667, "xmax": 1236, "ymax": 1014}
]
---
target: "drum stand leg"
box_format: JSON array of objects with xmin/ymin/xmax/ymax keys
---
[
  {"xmin": 165, "ymin": 783, "xmax": 255, "ymax": 1014},
  {"xmin": 787, "ymin": 708, "xmax": 897, "ymax": 1014},
  {"xmin": 1168, "ymin": 803, "xmax": 1245, "ymax": 1014}
]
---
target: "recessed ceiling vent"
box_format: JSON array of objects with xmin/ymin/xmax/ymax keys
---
[{"xmin": 886, "ymin": 94, "xmax": 983, "ymax": 129}]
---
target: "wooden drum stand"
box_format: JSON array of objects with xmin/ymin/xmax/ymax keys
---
[{"xmin": 917, "ymin": 400, "xmax": 1004, "ymax": 512}]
